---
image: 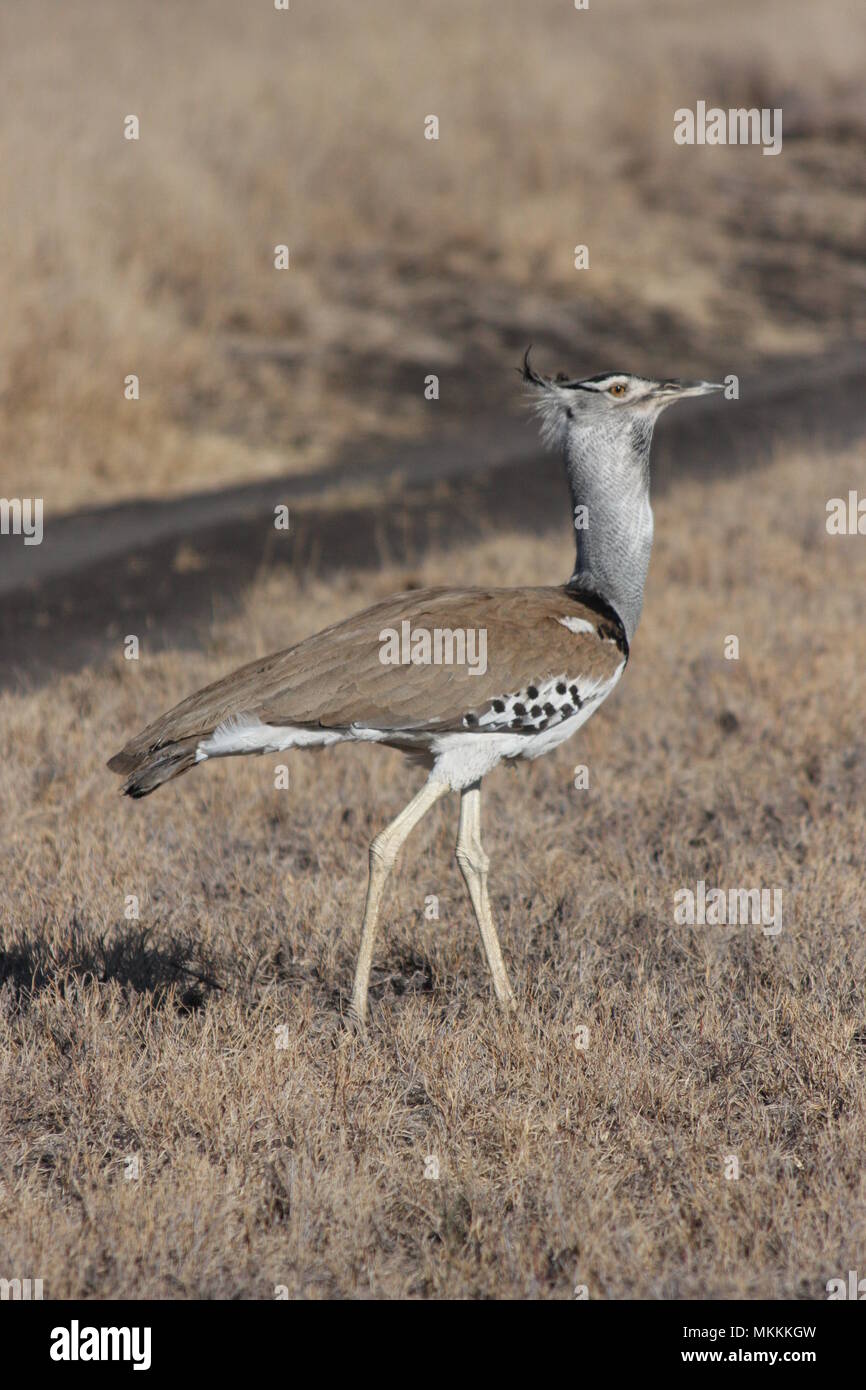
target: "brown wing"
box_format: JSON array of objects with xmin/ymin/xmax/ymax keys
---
[
  {"xmin": 109, "ymin": 585, "xmax": 626, "ymax": 770},
  {"xmin": 257, "ymin": 586, "xmax": 626, "ymax": 733}
]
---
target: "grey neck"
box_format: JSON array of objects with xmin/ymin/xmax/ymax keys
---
[{"xmin": 564, "ymin": 421, "xmax": 654, "ymax": 646}]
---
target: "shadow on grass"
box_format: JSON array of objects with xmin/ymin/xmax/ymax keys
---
[{"xmin": 0, "ymin": 916, "xmax": 223, "ymax": 1012}]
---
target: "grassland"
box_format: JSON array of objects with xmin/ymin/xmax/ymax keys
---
[{"xmin": 2, "ymin": 438, "xmax": 865, "ymax": 1298}]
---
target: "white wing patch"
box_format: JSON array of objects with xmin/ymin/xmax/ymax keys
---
[{"xmin": 558, "ymin": 615, "xmax": 596, "ymax": 635}]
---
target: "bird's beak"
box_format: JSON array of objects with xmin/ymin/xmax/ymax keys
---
[{"xmin": 651, "ymin": 379, "xmax": 725, "ymax": 400}]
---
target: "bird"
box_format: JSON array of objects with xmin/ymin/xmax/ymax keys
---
[{"xmin": 108, "ymin": 351, "xmax": 723, "ymax": 1028}]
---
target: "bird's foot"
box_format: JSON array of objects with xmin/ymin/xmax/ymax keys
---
[{"xmin": 345, "ymin": 999, "xmax": 369, "ymax": 1039}]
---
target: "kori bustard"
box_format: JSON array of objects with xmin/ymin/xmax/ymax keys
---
[{"xmin": 109, "ymin": 352, "xmax": 723, "ymax": 1026}]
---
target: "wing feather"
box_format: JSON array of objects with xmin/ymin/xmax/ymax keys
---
[{"xmin": 109, "ymin": 585, "xmax": 627, "ymax": 768}]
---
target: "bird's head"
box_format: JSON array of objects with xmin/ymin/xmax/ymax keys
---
[{"xmin": 522, "ymin": 347, "xmax": 724, "ymax": 453}]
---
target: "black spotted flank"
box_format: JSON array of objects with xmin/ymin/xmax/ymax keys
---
[
  {"xmin": 556, "ymin": 682, "xmax": 567, "ymax": 694},
  {"xmin": 463, "ymin": 712, "xmax": 478, "ymax": 726},
  {"xmin": 513, "ymin": 702, "xmax": 526, "ymax": 716},
  {"xmin": 531, "ymin": 705, "xmax": 542, "ymax": 718},
  {"xmin": 527, "ymin": 685, "xmax": 539, "ymax": 699},
  {"xmin": 492, "ymin": 698, "xmax": 505, "ymax": 713}
]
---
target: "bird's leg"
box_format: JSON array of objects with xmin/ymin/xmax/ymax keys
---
[
  {"xmin": 455, "ymin": 781, "xmax": 516, "ymax": 1010},
  {"xmin": 349, "ymin": 777, "xmax": 450, "ymax": 1029}
]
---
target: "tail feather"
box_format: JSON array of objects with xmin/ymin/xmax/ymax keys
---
[{"xmin": 107, "ymin": 736, "xmax": 201, "ymax": 799}]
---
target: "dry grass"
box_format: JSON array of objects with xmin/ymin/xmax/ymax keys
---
[
  {"xmin": 3, "ymin": 0, "xmax": 865, "ymax": 511},
  {"xmin": 2, "ymin": 438, "xmax": 865, "ymax": 1298}
]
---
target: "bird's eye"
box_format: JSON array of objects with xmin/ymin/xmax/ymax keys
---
[{"xmin": 609, "ymin": 382, "xmax": 627, "ymax": 397}]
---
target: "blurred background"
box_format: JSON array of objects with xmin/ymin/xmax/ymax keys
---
[{"xmin": 2, "ymin": 0, "xmax": 865, "ymax": 677}]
